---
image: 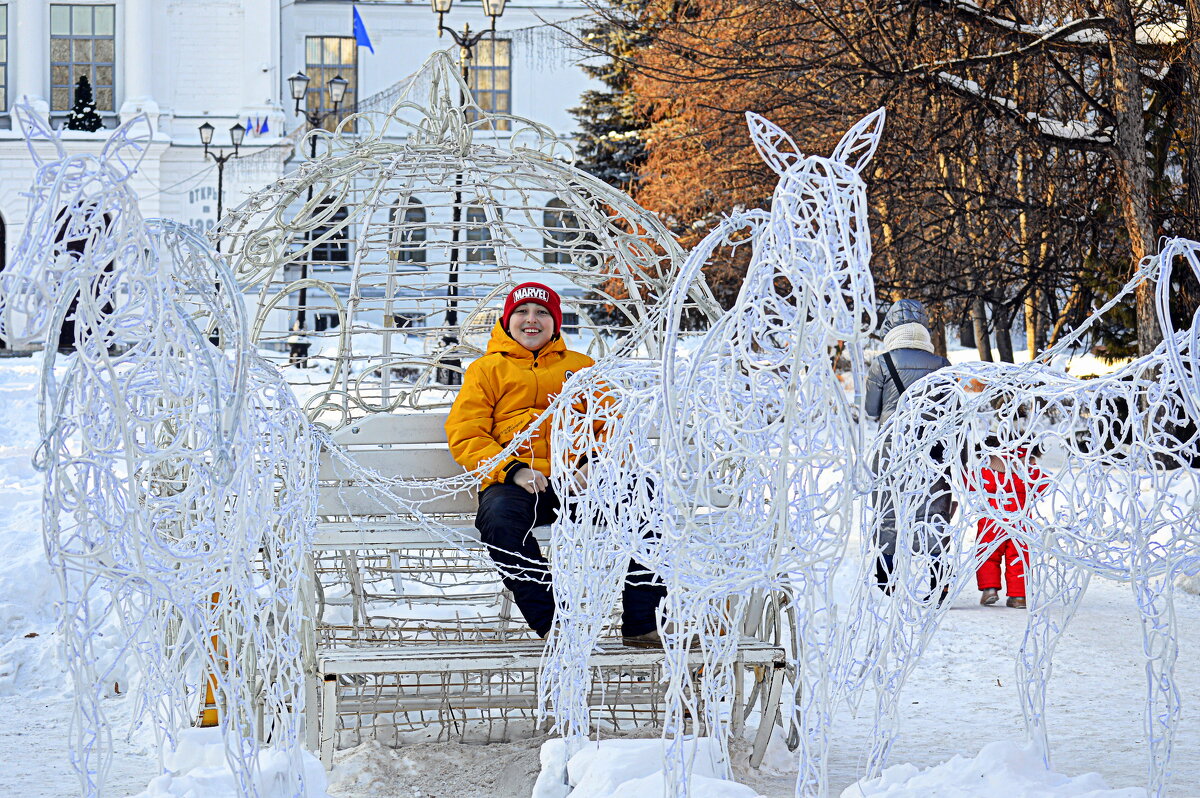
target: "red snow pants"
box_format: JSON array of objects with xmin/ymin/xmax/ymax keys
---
[{"xmin": 975, "ymin": 521, "xmax": 1028, "ymax": 598}]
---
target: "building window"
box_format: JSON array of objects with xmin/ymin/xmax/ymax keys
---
[
  {"xmin": 0, "ymin": 6, "xmax": 8, "ymax": 114},
  {"xmin": 464, "ymin": 206, "xmax": 494, "ymax": 265},
  {"xmin": 543, "ymin": 199, "xmax": 580, "ymax": 265},
  {"xmin": 305, "ymin": 36, "xmax": 357, "ymax": 132},
  {"xmin": 389, "ymin": 198, "xmax": 426, "ymax": 265},
  {"xmin": 310, "ymin": 200, "xmax": 350, "ymax": 271},
  {"xmin": 467, "ymin": 38, "xmax": 511, "ymax": 131},
  {"xmin": 50, "ymin": 5, "xmax": 116, "ymax": 113}
]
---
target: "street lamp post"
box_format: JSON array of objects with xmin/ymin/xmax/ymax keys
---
[
  {"xmin": 198, "ymin": 121, "xmax": 246, "ymax": 347},
  {"xmin": 287, "ymin": 71, "xmax": 350, "ymax": 330},
  {"xmin": 429, "ymin": 0, "xmax": 507, "ymax": 384},
  {"xmin": 198, "ymin": 121, "xmax": 246, "ymax": 225}
]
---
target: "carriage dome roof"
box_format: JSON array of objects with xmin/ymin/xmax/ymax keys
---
[{"xmin": 218, "ymin": 51, "xmax": 718, "ymax": 427}]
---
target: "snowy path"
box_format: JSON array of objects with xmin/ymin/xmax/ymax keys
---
[
  {"xmin": 1, "ymin": 573, "xmax": 1194, "ymax": 797},
  {"xmin": 739, "ymin": 575, "xmax": 1200, "ymax": 796}
]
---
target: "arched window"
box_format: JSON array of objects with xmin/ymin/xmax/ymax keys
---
[
  {"xmin": 310, "ymin": 198, "xmax": 350, "ymax": 271},
  {"xmin": 390, "ymin": 197, "xmax": 426, "ymax": 265},
  {"xmin": 465, "ymin": 205, "xmax": 494, "ymax": 264},
  {"xmin": 543, "ymin": 198, "xmax": 580, "ymax": 265}
]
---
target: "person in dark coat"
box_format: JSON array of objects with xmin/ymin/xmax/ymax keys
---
[{"xmin": 866, "ymin": 299, "xmax": 954, "ymax": 597}]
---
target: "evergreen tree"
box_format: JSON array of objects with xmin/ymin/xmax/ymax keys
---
[
  {"xmin": 571, "ymin": 1, "xmax": 649, "ymax": 191},
  {"xmin": 65, "ymin": 75, "xmax": 103, "ymax": 132}
]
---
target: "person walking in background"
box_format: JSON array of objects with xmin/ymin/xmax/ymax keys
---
[
  {"xmin": 969, "ymin": 436, "xmax": 1048, "ymax": 609},
  {"xmin": 866, "ymin": 299, "xmax": 954, "ymax": 597}
]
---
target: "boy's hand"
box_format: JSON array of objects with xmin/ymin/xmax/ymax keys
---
[
  {"xmin": 567, "ymin": 460, "xmax": 590, "ymax": 493},
  {"xmin": 514, "ymin": 467, "xmax": 549, "ymax": 494}
]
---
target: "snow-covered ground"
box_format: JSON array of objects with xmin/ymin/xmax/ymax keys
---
[{"xmin": 1, "ymin": 352, "xmax": 1197, "ymax": 797}]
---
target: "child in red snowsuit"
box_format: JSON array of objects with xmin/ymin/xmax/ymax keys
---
[{"xmin": 969, "ymin": 437, "xmax": 1047, "ymax": 609}]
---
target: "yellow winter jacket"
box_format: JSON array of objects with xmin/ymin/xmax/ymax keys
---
[{"xmin": 446, "ymin": 322, "xmax": 595, "ymax": 490}]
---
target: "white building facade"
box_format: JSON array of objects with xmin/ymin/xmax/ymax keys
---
[{"xmin": 0, "ymin": 0, "xmax": 595, "ymax": 275}]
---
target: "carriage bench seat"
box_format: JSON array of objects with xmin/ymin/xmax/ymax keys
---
[
  {"xmin": 305, "ymin": 412, "xmax": 787, "ymax": 770},
  {"xmin": 316, "ymin": 637, "xmax": 786, "ymax": 767}
]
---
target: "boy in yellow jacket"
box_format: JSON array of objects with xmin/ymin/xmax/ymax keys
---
[{"xmin": 446, "ymin": 283, "xmax": 665, "ymax": 644}]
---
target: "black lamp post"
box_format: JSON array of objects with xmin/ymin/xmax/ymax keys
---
[
  {"xmin": 198, "ymin": 120, "xmax": 246, "ymax": 346},
  {"xmin": 433, "ymin": 0, "xmax": 509, "ymax": 81},
  {"xmin": 198, "ymin": 120, "xmax": 246, "ymax": 224},
  {"xmin": 430, "ymin": 0, "xmax": 507, "ymax": 384},
  {"xmin": 288, "ymin": 71, "xmax": 350, "ymax": 330}
]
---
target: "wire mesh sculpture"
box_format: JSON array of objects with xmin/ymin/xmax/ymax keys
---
[
  {"xmin": 854, "ymin": 238, "xmax": 1200, "ymax": 798},
  {"xmin": 0, "ymin": 109, "xmax": 319, "ymax": 798},
  {"xmin": 217, "ymin": 50, "xmax": 719, "ymax": 429},
  {"xmin": 540, "ymin": 110, "xmax": 885, "ymax": 798},
  {"xmin": 212, "ymin": 49, "xmax": 723, "ymax": 756}
]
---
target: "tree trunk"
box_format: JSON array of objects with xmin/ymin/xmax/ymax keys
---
[
  {"xmin": 930, "ymin": 308, "xmax": 948, "ymax": 358},
  {"xmin": 960, "ymin": 311, "xmax": 976, "ymax": 348},
  {"xmin": 1188, "ymin": 0, "xmax": 1200, "ymax": 232},
  {"xmin": 1046, "ymin": 284, "xmax": 1085, "ymax": 349},
  {"xmin": 1015, "ymin": 152, "xmax": 1051, "ymax": 359},
  {"xmin": 972, "ymin": 293, "xmax": 992, "ymax": 362},
  {"xmin": 993, "ymin": 302, "xmax": 1015, "ymax": 362},
  {"xmin": 1033, "ymin": 207, "xmax": 1053, "ymax": 354},
  {"xmin": 1024, "ymin": 290, "xmax": 1039, "ymax": 359},
  {"xmin": 1104, "ymin": 0, "xmax": 1160, "ymax": 355},
  {"xmin": 1017, "ymin": 132, "xmax": 1037, "ymax": 361}
]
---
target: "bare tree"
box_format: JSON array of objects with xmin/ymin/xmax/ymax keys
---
[{"xmin": 579, "ymin": 0, "xmax": 1197, "ymax": 353}]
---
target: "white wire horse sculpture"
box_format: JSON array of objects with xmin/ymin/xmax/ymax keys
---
[
  {"xmin": 855, "ymin": 238, "xmax": 1200, "ymax": 798},
  {"xmin": 541, "ymin": 109, "xmax": 884, "ymax": 798},
  {"xmin": 0, "ymin": 109, "xmax": 319, "ymax": 798}
]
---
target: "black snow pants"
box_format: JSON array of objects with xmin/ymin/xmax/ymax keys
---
[{"xmin": 475, "ymin": 482, "xmax": 665, "ymax": 638}]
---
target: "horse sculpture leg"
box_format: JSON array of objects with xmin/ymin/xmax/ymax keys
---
[
  {"xmin": 860, "ymin": 544, "xmax": 963, "ymax": 781},
  {"xmin": 862, "ymin": 625, "xmax": 906, "ymax": 779},
  {"xmin": 1133, "ymin": 573, "xmax": 1180, "ymax": 798},
  {"xmin": 60, "ymin": 572, "xmax": 117, "ymax": 797},
  {"xmin": 541, "ymin": 512, "xmax": 630, "ymax": 754},
  {"xmin": 1015, "ymin": 554, "xmax": 1088, "ymax": 767},
  {"xmin": 791, "ymin": 569, "xmax": 841, "ymax": 798},
  {"xmin": 658, "ymin": 590, "xmax": 716, "ymax": 793},
  {"xmin": 862, "ymin": 597, "xmax": 932, "ymax": 780}
]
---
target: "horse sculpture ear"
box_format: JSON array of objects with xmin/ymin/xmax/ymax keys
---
[
  {"xmin": 15, "ymin": 104, "xmax": 66, "ymax": 169},
  {"xmin": 831, "ymin": 108, "xmax": 886, "ymax": 173},
  {"xmin": 746, "ymin": 112, "xmax": 802, "ymax": 176},
  {"xmin": 100, "ymin": 115, "xmax": 153, "ymax": 180}
]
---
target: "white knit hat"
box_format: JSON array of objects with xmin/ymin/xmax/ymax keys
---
[{"xmin": 883, "ymin": 322, "xmax": 934, "ymax": 354}]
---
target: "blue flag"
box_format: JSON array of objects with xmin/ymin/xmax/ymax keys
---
[{"xmin": 353, "ymin": 6, "xmax": 374, "ymax": 54}]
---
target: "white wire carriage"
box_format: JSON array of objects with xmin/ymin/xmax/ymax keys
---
[
  {"xmin": 215, "ymin": 50, "xmax": 733, "ymax": 754},
  {"xmin": 9, "ymin": 41, "xmax": 1200, "ymax": 798}
]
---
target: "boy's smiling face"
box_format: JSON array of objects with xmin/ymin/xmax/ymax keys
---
[{"xmin": 507, "ymin": 301, "xmax": 555, "ymax": 351}]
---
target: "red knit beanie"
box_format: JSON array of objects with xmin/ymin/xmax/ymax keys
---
[{"xmin": 502, "ymin": 282, "xmax": 562, "ymax": 333}]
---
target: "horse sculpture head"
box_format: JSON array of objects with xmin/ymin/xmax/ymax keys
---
[
  {"xmin": 739, "ymin": 108, "xmax": 884, "ymax": 354},
  {"xmin": 0, "ymin": 106, "xmax": 151, "ymax": 349}
]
